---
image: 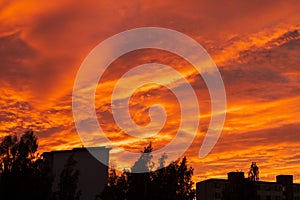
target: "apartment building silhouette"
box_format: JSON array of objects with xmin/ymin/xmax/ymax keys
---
[
  {"xmin": 196, "ymin": 172, "xmax": 300, "ymax": 200},
  {"xmin": 43, "ymin": 147, "xmax": 110, "ymax": 200}
]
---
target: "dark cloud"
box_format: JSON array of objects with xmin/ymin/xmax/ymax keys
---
[
  {"xmin": 218, "ymin": 123, "xmax": 300, "ymax": 151},
  {"xmin": 0, "ymin": 32, "xmax": 35, "ymax": 88},
  {"xmin": 220, "ymin": 33, "xmax": 300, "ymax": 103}
]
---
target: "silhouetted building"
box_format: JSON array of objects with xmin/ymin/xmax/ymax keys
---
[
  {"xmin": 196, "ymin": 178, "xmax": 226, "ymax": 200},
  {"xmin": 43, "ymin": 147, "xmax": 110, "ymax": 200},
  {"xmin": 196, "ymin": 172, "xmax": 300, "ymax": 200}
]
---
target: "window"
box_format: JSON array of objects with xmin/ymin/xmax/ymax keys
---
[
  {"xmin": 257, "ymin": 185, "xmax": 261, "ymax": 190},
  {"xmin": 275, "ymin": 186, "xmax": 282, "ymax": 191},
  {"xmin": 283, "ymin": 186, "xmax": 286, "ymax": 192},
  {"xmin": 294, "ymin": 187, "xmax": 300, "ymax": 193},
  {"xmin": 215, "ymin": 192, "xmax": 221, "ymax": 198},
  {"xmin": 265, "ymin": 186, "xmax": 271, "ymax": 191},
  {"xmin": 215, "ymin": 182, "xmax": 221, "ymax": 188}
]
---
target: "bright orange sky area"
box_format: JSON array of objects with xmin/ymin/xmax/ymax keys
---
[{"xmin": 1, "ymin": 0, "xmax": 300, "ymax": 183}]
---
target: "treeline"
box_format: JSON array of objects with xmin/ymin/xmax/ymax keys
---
[
  {"xmin": 101, "ymin": 144, "xmax": 195, "ymax": 200},
  {"xmin": 0, "ymin": 131, "xmax": 195, "ymax": 200},
  {"xmin": 0, "ymin": 131, "xmax": 52, "ymax": 199},
  {"xmin": 0, "ymin": 131, "xmax": 81, "ymax": 200}
]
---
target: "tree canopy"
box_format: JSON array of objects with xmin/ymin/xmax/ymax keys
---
[
  {"xmin": 0, "ymin": 130, "xmax": 53, "ymax": 200},
  {"xmin": 53, "ymin": 154, "xmax": 81, "ymax": 200},
  {"xmin": 101, "ymin": 143, "xmax": 195, "ymax": 200}
]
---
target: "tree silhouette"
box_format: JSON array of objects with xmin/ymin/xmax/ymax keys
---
[
  {"xmin": 151, "ymin": 156, "xmax": 195, "ymax": 200},
  {"xmin": 0, "ymin": 130, "xmax": 53, "ymax": 200},
  {"xmin": 100, "ymin": 167, "xmax": 129, "ymax": 200},
  {"xmin": 52, "ymin": 155, "xmax": 81, "ymax": 200},
  {"xmin": 101, "ymin": 143, "xmax": 195, "ymax": 200}
]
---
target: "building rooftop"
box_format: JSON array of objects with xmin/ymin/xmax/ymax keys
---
[
  {"xmin": 42, "ymin": 146, "xmax": 111, "ymax": 155},
  {"xmin": 196, "ymin": 172, "xmax": 300, "ymax": 200}
]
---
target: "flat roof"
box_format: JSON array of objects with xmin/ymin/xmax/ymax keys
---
[
  {"xmin": 196, "ymin": 179, "xmax": 300, "ymax": 185},
  {"xmin": 42, "ymin": 146, "xmax": 111, "ymax": 155},
  {"xmin": 196, "ymin": 179, "xmax": 228, "ymax": 184}
]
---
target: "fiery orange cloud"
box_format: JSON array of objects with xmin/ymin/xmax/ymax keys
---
[{"xmin": 0, "ymin": 0, "xmax": 300, "ymax": 183}]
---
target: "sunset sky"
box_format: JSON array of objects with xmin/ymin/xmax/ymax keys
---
[{"xmin": 1, "ymin": 0, "xmax": 300, "ymax": 183}]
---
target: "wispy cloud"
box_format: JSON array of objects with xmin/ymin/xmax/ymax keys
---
[{"xmin": 0, "ymin": 0, "xmax": 299, "ymax": 183}]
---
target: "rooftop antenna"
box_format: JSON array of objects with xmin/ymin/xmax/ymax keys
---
[{"xmin": 248, "ymin": 162, "xmax": 259, "ymax": 181}]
